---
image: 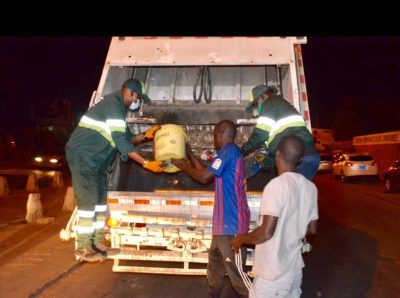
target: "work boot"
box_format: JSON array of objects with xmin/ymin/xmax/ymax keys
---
[
  {"xmin": 75, "ymin": 247, "xmax": 106, "ymax": 262},
  {"xmin": 91, "ymin": 242, "xmax": 121, "ymax": 257}
]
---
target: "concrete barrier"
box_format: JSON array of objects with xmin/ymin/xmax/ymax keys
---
[
  {"xmin": 52, "ymin": 171, "xmax": 64, "ymax": 188},
  {"xmin": 26, "ymin": 174, "xmax": 39, "ymax": 192},
  {"xmin": 26, "ymin": 193, "xmax": 43, "ymax": 223},
  {"xmin": 0, "ymin": 176, "xmax": 9, "ymax": 196},
  {"xmin": 63, "ymin": 186, "xmax": 77, "ymax": 211}
]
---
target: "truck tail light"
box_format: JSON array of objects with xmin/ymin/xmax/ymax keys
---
[{"xmin": 134, "ymin": 223, "xmax": 146, "ymax": 228}]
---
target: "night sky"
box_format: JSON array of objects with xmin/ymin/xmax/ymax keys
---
[
  {"xmin": 1, "ymin": 37, "xmax": 399, "ymax": 141},
  {"xmin": 303, "ymin": 37, "xmax": 400, "ymax": 139}
]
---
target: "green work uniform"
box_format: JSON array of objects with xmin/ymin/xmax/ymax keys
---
[
  {"xmin": 66, "ymin": 91, "xmax": 137, "ymax": 249},
  {"xmin": 242, "ymin": 95, "xmax": 317, "ymax": 171}
]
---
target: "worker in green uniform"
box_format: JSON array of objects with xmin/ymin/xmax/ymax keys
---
[
  {"xmin": 242, "ymin": 85, "xmax": 320, "ymax": 181},
  {"xmin": 66, "ymin": 78, "xmax": 164, "ymax": 262}
]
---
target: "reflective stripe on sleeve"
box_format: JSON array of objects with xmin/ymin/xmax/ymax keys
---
[
  {"xmin": 267, "ymin": 115, "xmax": 307, "ymax": 145},
  {"xmin": 106, "ymin": 119, "xmax": 126, "ymax": 133},
  {"xmin": 256, "ymin": 116, "xmax": 275, "ymax": 132},
  {"xmin": 78, "ymin": 116, "xmax": 116, "ymax": 147}
]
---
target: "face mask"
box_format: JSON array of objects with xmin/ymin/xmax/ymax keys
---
[
  {"xmin": 257, "ymin": 100, "xmax": 263, "ymax": 114},
  {"xmin": 129, "ymin": 100, "xmax": 141, "ymax": 111}
]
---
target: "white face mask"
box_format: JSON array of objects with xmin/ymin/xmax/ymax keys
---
[{"xmin": 129, "ymin": 100, "xmax": 141, "ymax": 111}]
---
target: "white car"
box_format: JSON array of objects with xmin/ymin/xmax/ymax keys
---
[
  {"xmin": 318, "ymin": 153, "xmax": 334, "ymax": 172},
  {"xmin": 333, "ymin": 153, "xmax": 378, "ymax": 182}
]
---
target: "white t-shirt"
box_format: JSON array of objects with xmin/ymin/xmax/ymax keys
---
[{"xmin": 252, "ymin": 172, "xmax": 318, "ymax": 283}]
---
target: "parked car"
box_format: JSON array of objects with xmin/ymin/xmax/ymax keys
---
[
  {"xmin": 318, "ymin": 153, "xmax": 334, "ymax": 172},
  {"xmin": 332, "ymin": 153, "xmax": 378, "ymax": 183},
  {"xmin": 383, "ymin": 160, "xmax": 400, "ymax": 192},
  {"xmin": 30, "ymin": 147, "xmax": 65, "ymax": 170}
]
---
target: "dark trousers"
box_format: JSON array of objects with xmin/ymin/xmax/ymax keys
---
[
  {"xmin": 207, "ymin": 235, "xmax": 249, "ymax": 298},
  {"xmin": 66, "ymin": 151, "xmax": 108, "ymax": 248}
]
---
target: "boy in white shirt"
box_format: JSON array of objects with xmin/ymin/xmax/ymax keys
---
[{"xmin": 232, "ymin": 135, "xmax": 318, "ymax": 297}]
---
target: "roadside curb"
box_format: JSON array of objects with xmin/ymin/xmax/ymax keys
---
[{"xmin": 0, "ymin": 218, "xmax": 27, "ymax": 229}]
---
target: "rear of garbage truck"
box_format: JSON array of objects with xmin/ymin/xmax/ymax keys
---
[{"xmin": 75, "ymin": 36, "xmax": 312, "ymax": 274}]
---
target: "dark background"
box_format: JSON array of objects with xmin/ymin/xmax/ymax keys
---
[
  {"xmin": 303, "ymin": 37, "xmax": 400, "ymax": 139},
  {"xmin": 0, "ymin": 37, "xmax": 399, "ymax": 141}
]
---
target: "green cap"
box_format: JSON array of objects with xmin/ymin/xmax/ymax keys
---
[
  {"xmin": 123, "ymin": 79, "xmax": 151, "ymax": 102},
  {"xmin": 245, "ymin": 85, "xmax": 269, "ymax": 113}
]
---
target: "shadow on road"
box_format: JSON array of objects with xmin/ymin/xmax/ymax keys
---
[
  {"xmin": 107, "ymin": 274, "xmax": 208, "ymax": 298},
  {"xmin": 100, "ymin": 213, "xmax": 378, "ymax": 298},
  {"xmin": 303, "ymin": 215, "xmax": 378, "ymax": 298}
]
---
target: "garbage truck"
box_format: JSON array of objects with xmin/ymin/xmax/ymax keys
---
[{"xmin": 60, "ymin": 36, "xmax": 313, "ymax": 274}]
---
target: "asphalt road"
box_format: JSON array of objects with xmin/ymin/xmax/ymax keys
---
[{"xmin": 0, "ymin": 173, "xmax": 399, "ymax": 297}]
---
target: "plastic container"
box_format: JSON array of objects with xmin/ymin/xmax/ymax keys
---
[{"xmin": 154, "ymin": 124, "xmax": 187, "ymax": 173}]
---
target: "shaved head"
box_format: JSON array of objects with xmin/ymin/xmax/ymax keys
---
[
  {"xmin": 215, "ymin": 119, "xmax": 236, "ymax": 140},
  {"xmin": 276, "ymin": 135, "xmax": 305, "ymax": 167}
]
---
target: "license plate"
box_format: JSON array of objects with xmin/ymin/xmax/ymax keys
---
[{"xmin": 359, "ymin": 165, "xmax": 366, "ymax": 170}]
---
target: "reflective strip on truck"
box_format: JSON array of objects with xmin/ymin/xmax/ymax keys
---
[
  {"xmin": 134, "ymin": 199, "xmax": 150, "ymax": 204},
  {"xmin": 166, "ymin": 200, "xmax": 182, "ymax": 205},
  {"xmin": 294, "ymin": 44, "xmax": 311, "ymax": 129},
  {"xmin": 134, "ymin": 36, "xmax": 262, "ymax": 39},
  {"xmin": 199, "ymin": 201, "xmax": 214, "ymax": 206},
  {"xmin": 107, "ymin": 197, "xmax": 214, "ymax": 207}
]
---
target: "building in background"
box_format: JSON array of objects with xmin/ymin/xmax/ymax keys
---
[
  {"xmin": 353, "ymin": 131, "xmax": 400, "ymax": 179},
  {"xmin": 312, "ymin": 128, "xmax": 334, "ymax": 152}
]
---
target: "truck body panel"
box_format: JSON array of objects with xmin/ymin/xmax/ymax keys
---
[{"xmin": 63, "ymin": 36, "xmax": 312, "ymax": 274}]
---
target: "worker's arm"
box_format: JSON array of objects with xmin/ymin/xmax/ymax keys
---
[
  {"xmin": 106, "ymin": 105, "xmax": 140, "ymax": 162},
  {"xmin": 172, "ymin": 158, "xmax": 214, "ymax": 184},
  {"xmin": 241, "ymin": 127, "xmax": 269, "ymax": 156},
  {"xmin": 131, "ymin": 134, "xmax": 146, "ymax": 146},
  {"xmin": 242, "ymin": 102, "xmax": 276, "ymax": 156},
  {"xmin": 131, "ymin": 125, "xmax": 161, "ymax": 146},
  {"xmin": 127, "ymin": 151, "xmax": 147, "ymax": 166},
  {"xmin": 127, "ymin": 151, "xmax": 164, "ymax": 173},
  {"xmin": 231, "ymin": 215, "xmax": 278, "ymax": 252}
]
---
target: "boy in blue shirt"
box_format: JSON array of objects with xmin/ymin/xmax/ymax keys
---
[{"xmin": 172, "ymin": 119, "xmax": 250, "ymax": 298}]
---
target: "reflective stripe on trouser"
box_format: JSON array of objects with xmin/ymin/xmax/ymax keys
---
[
  {"xmin": 207, "ymin": 235, "xmax": 249, "ymax": 298},
  {"xmin": 67, "ymin": 154, "xmax": 108, "ymax": 249},
  {"xmin": 94, "ymin": 204, "xmax": 107, "ymax": 244},
  {"xmin": 76, "ymin": 211, "xmax": 95, "ymax": 250}
]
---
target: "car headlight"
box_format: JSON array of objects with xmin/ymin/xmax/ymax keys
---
[
  {"xmin": 50, "ymin": 158, "xmax": 58, "ymax": 164},
  {"xmin": 34, "ymin": 157, "xmax": 43, "ymax": 162}
]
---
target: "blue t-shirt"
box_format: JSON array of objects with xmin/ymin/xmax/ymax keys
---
[{"xmin": 208, "ymin": 143, "xmax": 250, "ymax": 235}]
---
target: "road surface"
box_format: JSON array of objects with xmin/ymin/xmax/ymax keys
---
[{"xmin": 0, "ymin": 173, "xmax": 399, "ymax": 297}]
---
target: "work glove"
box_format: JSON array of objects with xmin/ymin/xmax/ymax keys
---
[
  {"xmin": 144, "ymin": 125, "xmax": 161, "ymax": 140},
  {"xmin": 143, "ymin": 160, "xmax": 164, "ymax": 173},
  {"xmin": 254, "ymin": 152, "xmax": 266, "ymax": 164}
]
